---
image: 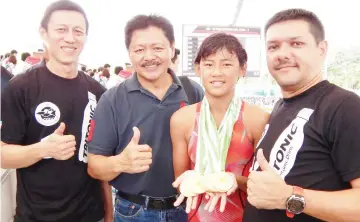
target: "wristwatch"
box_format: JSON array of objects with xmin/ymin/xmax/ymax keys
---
[{"xmin": 286, "ymin": 186, "xmax": 306, "ymax": 218}]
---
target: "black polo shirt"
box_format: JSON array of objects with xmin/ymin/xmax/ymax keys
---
[{"xmin": 88, "ymin": 70, "xmax": 204, "ymax": 197}]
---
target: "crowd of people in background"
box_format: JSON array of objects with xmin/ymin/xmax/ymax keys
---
[
  {"xmin": 1, "ymin": 49, "xmax": 45, "ymax": 75},
  {"xmin": 1, "ymin": 47, "xmax": 182, "ymax": 91}
]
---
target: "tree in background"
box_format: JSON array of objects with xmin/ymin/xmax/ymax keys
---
[{"xmin": 327, "ymin": 47, "xmax": 360, "ymax": 92}]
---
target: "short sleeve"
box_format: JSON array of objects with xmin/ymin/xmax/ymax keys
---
[
  {"xmin": 96, "ymin": 84, "xmax": 106, "ymax": 100},
  {"xmin": 88, "ymin": 94, "xmax": 118, "ymax": 156},
  {"xmin": 86, "ymin": 74, "xmax": 106, "ymax": 100},
  {"xmin": 1, "ymin": 80, "xmax": 28, "ymax": 144},
  {"xmin": 328, "ymin": 94, "xmax": 360, "ymax": 182},
  {"xmin": 190, "ymin": 79, "xmax": 204, "ymax": 103},
  {"xmin": 1, "ymin": 66, "xmax": 14, "ymax": 92}
]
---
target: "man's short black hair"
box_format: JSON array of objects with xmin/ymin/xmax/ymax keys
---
[
  {"xmin": 81, "ymin": 66, "xmax": 86, "ymax": 72},
  {"xmin": 114, "ymin": 66, "xmax": 123, "ymax": 74},
  {"xmin": 5, "ymin": 53, "xmax": 10, "ymax": 58},
  {"xmin": 21, "ymin": 52, "xmax": 31, "ymax": 62},
  {"xmin": 265, "ymin": 8, "xmax": 325, "ymax": 43},
  {"xmin": 194, "ymin": 32, "xmax": 247, "ymax": 67},
  {"xmin": 98, "ymin": 67, "xmax": 104, "ymax": 72},
  {"xmin": 8, "ymin": 55, "xmax": 17, "ymax": 65},
  {"xmin": 125, "ymin": 14, "xmax": 174, "ymax": 49},
  {"xmin": 171, "ymin": 48, "xmax": 180, "ymax": 63},
  {"xmin": 104, "ymin": 63, "xmax": 111, "ymax": 69},
  {"xmin": 11, "ymin": 49, "xmax": 17, "ymax": 54},
  {"xmin": 40, "ymin": 0, "xmax": 89, "ymax": 34}
]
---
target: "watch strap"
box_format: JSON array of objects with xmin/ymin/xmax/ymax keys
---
[
  {"xmin": 286, "ymin": 186, "xmax": 304, "ymax": 218},
  {"xmin": 293, "ymin": 186, "xmax": 304, "ymax": 196},
  {"xmin": 286, "ymin": 210, "xmax": 295, "ymax": 218}
]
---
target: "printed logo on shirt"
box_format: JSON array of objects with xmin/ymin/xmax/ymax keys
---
[
  {"xmin": 35, "ymin": 102, "xmax": 61, "ymax": 126},
  {"xmin": 78, "ymin": 92, "xmax": 97, "ymax": 163},
  {"xmin": 180, "ymin": 100, "xmax": 186, "ymax": 108},
  {"xmin": 252, "ymin": 108, "xmax": 314, "ymax": 179},
  {"xmin": 88, "ymin": 120, "xmax": 95, "ymax": 142}
]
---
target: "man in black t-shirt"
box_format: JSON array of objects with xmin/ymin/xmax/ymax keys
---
[
  {"xmin": 1, "ymin": 1, "xmax": 112, "ymax": 222},
  {"xmin": 244, "ymin": 9, "xmax": 360, "ymax": 222}
]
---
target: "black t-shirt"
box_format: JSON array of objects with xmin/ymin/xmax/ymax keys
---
[
  {"xmin": 244, "ymin": 81, "xmax": 360, "ymax": 222},
  {"xmin": 1, "ymin": 64, "xmax": 106, "ymax": 222},
  {"xmin": 1, "ymin": 66, "xmax": 14, "ymax": 92}
]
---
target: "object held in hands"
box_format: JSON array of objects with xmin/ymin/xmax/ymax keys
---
[
  {"xmin": 202, "ymin": 172, "xmax": 234, "ymax": 193},
  {"xmin": 179, "ymin": 171, "xmax": 206, "ymax": 197},
  {"xmin": 179, "ymin": 171, "xmax": 234, "ymax": 197}
]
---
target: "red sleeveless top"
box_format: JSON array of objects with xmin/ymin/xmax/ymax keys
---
[{"xmin": 187, "ymin": 101, "xmax": 254, "ymax": 222}]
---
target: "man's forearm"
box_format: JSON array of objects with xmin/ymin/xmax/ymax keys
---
[
  {"xmin": 1, "ymin": 142, "xmax": 45, "ymax": 169},
  {"xmin": 303, "ymin": 188, "xmax": 360, "ymax": 222},
  {"xmin": 88, "ymin": 154, "xmax": 121, "ymax": 181}
]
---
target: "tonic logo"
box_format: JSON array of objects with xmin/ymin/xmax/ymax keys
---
[
  {"xmin": 78, "ymin": 92, "xmax": 97, "ymax": 163},
  {"xmin": 252, "ymin": 108, "xmax": 314, "ymax": 179},
  {"xmin": 273, "ymin": 123, "xmax": 297, "ymax": 171}
]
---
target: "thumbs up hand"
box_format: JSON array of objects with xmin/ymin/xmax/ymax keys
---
[
  {"xmin": 41, "ymin": 122, "xmax": 77, "ymax": 160},
  {"xmin": 247, "ymin": 149, "xmax": 292, "ymax": 210},
  {"xmin": 53, "ymin": 122, "xmax": 66, "ymax": 135},
  {"xmin": 111, "ymin": 127, "xmax": 152, "ymax": 174}
]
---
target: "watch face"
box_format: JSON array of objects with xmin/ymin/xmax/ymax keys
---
[{"xmin": 286, "ymin": 195, "xmax": 305, "ymax": 214}]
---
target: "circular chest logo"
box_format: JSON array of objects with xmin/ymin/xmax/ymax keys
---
[{"xmin": 35, "ymin": 102, "xmax": 61, "ymax": 126}]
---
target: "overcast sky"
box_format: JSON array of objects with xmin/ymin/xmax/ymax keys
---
[{"xmin": 1, "ymin": 0, "xmax": 359, "ymax": 68}]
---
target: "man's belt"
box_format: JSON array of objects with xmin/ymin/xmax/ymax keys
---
[{"xmin": 117, "ymin": 190, "xmax": 179, "ymax": 210}]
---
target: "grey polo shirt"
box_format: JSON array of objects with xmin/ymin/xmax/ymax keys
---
[{"xmin": 88, "ymin": 70, "xmax": 204, "ymax": 197}]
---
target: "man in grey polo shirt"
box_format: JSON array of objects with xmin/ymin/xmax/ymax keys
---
[{"xmin": 87, "ymin": 15, "xmax": 203, "ymax": 222}]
